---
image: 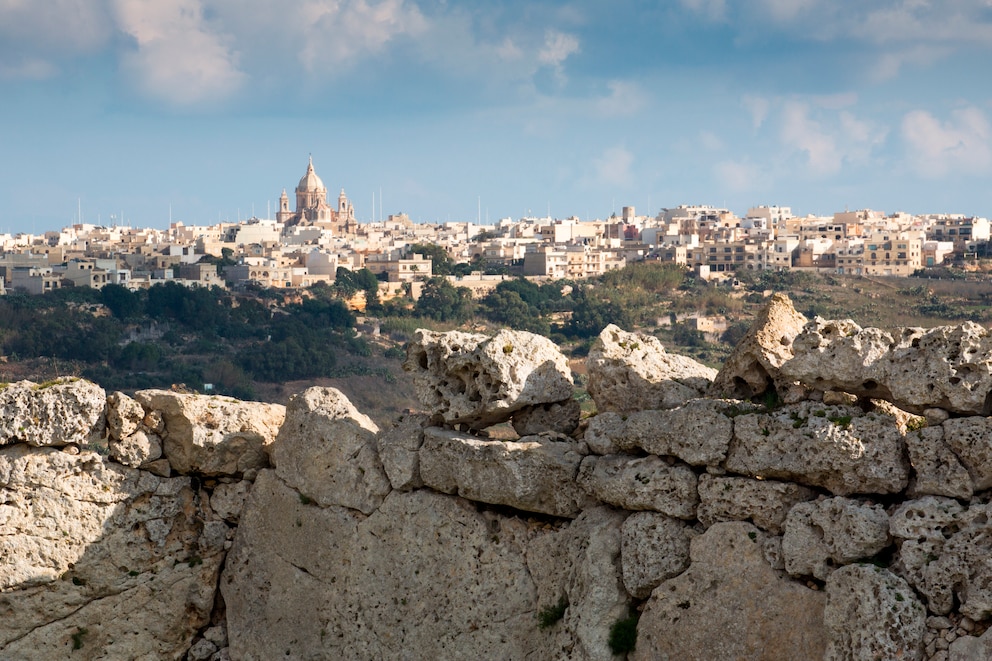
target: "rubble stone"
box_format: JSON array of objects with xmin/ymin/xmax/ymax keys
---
[
  {"xmin": 577, "ymin": 454, "xmax": 698, "ymax": 519},
  {"xmin": 0, "ymin": 378, "xmax": 105, "ymax": 447},
  {"xmin": 404, "ymin": 328, "xmax": 574, "ymax": 429},
  {"xmin": 586, "ymin": 324, "xmax": 716, "ymax": 413},
  {"xmin": 782, "ymin": 497, "xmax": 891, "ymax": 580},
  {"xmin": 697, "ymin": 474, "xmax": 817, "ymax": 534}
]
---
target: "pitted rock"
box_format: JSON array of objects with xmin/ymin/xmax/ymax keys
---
[
  {"xmin": 106, "ymin": 390, "xmax": 144, "ymax": 441},
  {"xmin": 782, "ymin": 318, "xmax": 992, "ymax": 415},
  {"xmin": 404, "ymin": 328, "xmax": 574, "ymax": 429},
  {"xmin": 709, "ymin": 293, "xmax": 808, "ymax": 399},
  {"xmin": 620, "ymin": 399, "xmax": 736, "ymax": 466},
  {"xmin": 511, "ymin": 398, "xmax": 581, "ymax": 436},
  {"xmin": 620, "ymin": 512, "xmax": 695, "ymax": 598},
  {"xmin": 135, "ymin": 390, "xmax": 285, "ymax": 476},
  {"xmin": 726, "ymin": 402, "xmax": 909, "ymax": 495},
  {"xmin": 941, "ymin": 417, "xmax": 992, "ymax": 491},
  {"xmin": 824, "ymin": 564, "xmax": 926, "ymax": 661},
  {"xmin": 0, "ymin": 444, "xmax": 226, "ymax": 659},
  {"xmin": 905, "ymin": 426, "xmax": 973, "ymax": 500},
  {"xmin": 577, "ymin": 454, "xmax": 698, "ymax": 519},
  {"xmin": 697, "ymin": 474, "xmax": 817, "ymax": 534},
  {"xmin": 586, "ymin": 324, "xmax": 716, "ymax": 413},
  {"xmin": 108, "ymin": 429, "xmax": 163, "ymax": 468},
  {"xmin": 0, "ymin": 378, "xmax": 106, "ymax": 447},
  {"xmin": 782, "ymin": 497, "xmax": 891, "ymax": 580},
  {"xmin": 420, "ymin": 427, "xmax": 591, "ymax": 518}
]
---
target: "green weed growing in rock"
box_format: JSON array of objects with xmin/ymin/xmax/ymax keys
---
[
  {"xmin": 608, "ymin": 613, "xmax": 639, "ymax": 654},
  {"xmin": 537, "ymin": 596, "xmax": 569, "ymax": 629}
]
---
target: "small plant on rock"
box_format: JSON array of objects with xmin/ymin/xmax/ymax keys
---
[
  {"xmin": 537, "ymin": 596, "xmax": 569, "ymax": 629},
  {"xmin": 608, "ymin": 612, "xmax": 639, "ymax": 654}
]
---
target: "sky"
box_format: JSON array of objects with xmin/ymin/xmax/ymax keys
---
[{"xmin": 1, "ymin": 0, "xmax": 991, "ymax": 235}]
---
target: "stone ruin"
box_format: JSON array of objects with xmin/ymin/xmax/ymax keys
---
[{"xmin": 4, "ymin": 293, "xmax": 992, "ymax": 659}]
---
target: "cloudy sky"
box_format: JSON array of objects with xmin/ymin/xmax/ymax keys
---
[{"xmin": 1, "ymin": 0, "xmax": 991, "ymax": 234}]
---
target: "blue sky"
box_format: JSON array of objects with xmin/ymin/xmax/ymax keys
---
[{"xmin": 1, "ymin": 0, "xmax": 991, "ymax": 235}]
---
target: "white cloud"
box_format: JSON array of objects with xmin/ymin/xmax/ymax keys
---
[
  {"xmin": 537, "ymin": 29, "xmax": 579, "ymax": 84},
  {"xmin": 780, "ymin": 101, "xmax": 842, "ymax": 175},
  {"xmin": 297, "ymin": 0, "xmax": 427, "ymax": 72},
  {"xmin": 591, "ymin": 146, "xmax": 634, "ymax": 188},
  {"xmin": 113, "ymin": 0, "xmax": 246, "ymax": 107},
  {"xmin": 778, "ymin": 99, "xmax": 886, "ymax": 176},
  {"xmin": 902, "ymin": 107, "xmax": 992, "ymax": 178},
  {"xmin": 594, "ymin": 80, "xmax": 647, "ymax": 117}
]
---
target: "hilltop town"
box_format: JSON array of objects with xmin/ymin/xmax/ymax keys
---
[{"xmin": 0, "ymin": 157, "xmax": 988, "ymax": 299}]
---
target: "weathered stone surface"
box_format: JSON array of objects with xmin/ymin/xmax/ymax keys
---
[
  {"xmin": 376, "ymin": 413, "xmax": 429, "ymax": 491},
  {"xmin": 912, "ymin": 504, "xmax": 992, "ymax": 619},
  {"xmin": 697, "ymin": 474, "xmax": 817, "ymax": 534},
  {"xmin": 633, "ymin": 522, "xmax": 827, "ymax": 660},
  {"xmin": 0, "ymin": 378, "xmax": 105, "ymax": 447},
  {"xmin": 782, "ymin": 497, "xmax": 891, "ymax": 580},
  {"xmin": 404, "ymin": 328, "xmax": 574, "ymax": 428},
  {"xmin": 270, "ymin": 387, "xmax": 389, "ymax": 515},
  {"xmin": 727, "ymin": 402, "xmax": 909, "ymax": 495},
  {"xmin": 106, "ymin": 390, "xmax": 144, "ymax": 440},
  {"xmin": 577, "ymin": 454, "xmax": 698, "ymax": 519},
  {"xmin": 709, "ymin": 293, "xmax": 808, "ymax": 399},
  {"xmin": 527, "ymin": 507, "xmax": 631, "ymax": 661},
  {"xmin": 782, "ymin": 319, "xmax": 992, "ymax": 415},
  {"xmin": 209, "ymin": 480, "xmax": 252, "ymax": 523},
  {"xmin": 108, "ymin": 429, "xmax": 163, "ymax": 468},
  {"xmin": 890, "ymin": 497, "xmax": 965, "ymax": 598},
  {"xmin": 622, "ymin": 400, "xmax": 736, "ymax": 466},
  {"xmin": 824, "ymin": 564, "xmax": 926, "ymax": 661},
  {"xmin": 583, "ymin": 412, "xmax": 628, "ymax": 455},
  {"xmin": 905, "ymin": 425, "xmax": 973, "ymax": 499},
  {"xmin": 620, "ymin": 512, "xmax": 694, "ymax": 598},
  {"xmin": 0, "ymin": 444, "xmax": 227, "ymax": 660},
  {"xmin": 942, "ymin": 417, "xmax": 992, "ymax": 490},
  {"xmin": 224, "ymin": 473, "xmax": 548, "ymax": 661},
  {"xmin": 420, "ymin": 427, "xmax": 590, "ymax": 518},
  {"xmin": 586, "ymin": 324, "xmax": 716, "ymax": 413},
  {"xmin": 135, "ymin": 390, "xmax": 285, "ymax": 476},
  {"xmin": 511, "ymin": 398, "xmax": 581, "ymax": 436},
  {"xmin": 949, "ymin": 627, "xmax": 992, "ymax": 660}
]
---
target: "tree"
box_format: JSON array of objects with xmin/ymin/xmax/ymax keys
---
[
  {"xmin": 409, "ymin": 243, "xmax": 453, "ymax": 275},
  {"xmin": 566, "ymin": 287, "xmax": 632, "ymax": 338},
  {"xmin": 415, "ymin": 277, "xmax": 475, "ymax": 322},
  {"xmin": 101, "ymin": 283, "xmax": 142, "ymax": 319},
  {"xmin": 481, "ymin": 289, "xmax": 550, "ymax": 335}
]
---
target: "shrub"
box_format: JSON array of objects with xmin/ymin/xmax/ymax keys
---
[
  {"xmin": 537, "ymin": 596, "xmax": 569, "ymax": 629},
  {"xmin": 608, "ymin": 613, "xmax": 639, "ymax": 654}
]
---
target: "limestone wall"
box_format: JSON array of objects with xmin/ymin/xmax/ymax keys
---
[{"xmin": 5, "ymin": 295, "xmax": 992, "ymax": 660}]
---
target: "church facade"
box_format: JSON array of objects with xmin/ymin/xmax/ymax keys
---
[{"xmin": 276, "ymin": 156, "xmax": 355, "ymax": 234}]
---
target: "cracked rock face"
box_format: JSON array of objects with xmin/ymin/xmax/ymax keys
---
[
  {"xmin": 0, "ymin": 378, "xmax": 106, "ymax": 447},
  {"xmin": 782, "ymin": 318, "xmax": 992, "ymax": 415},
  {"xmin": 633, "ymin": 522, "xmax": 827, "ymax": 661},
  {"xmin": 586, "ymin": 325, "xmax": 716, "ymax": 413},
  {"xmin": 270, "ymin": 387, "xmax": 389, "ymax": 516},
  {"xmin": 0, "ymin": 444, "xmax": 228, "ymax": 660},
  {"xmin": 404, "ymin": 329, "xmax": 574, "ymax": 429},
  {"xmin": 709, "ymin": 293, "xmax": 808, "ymax": 400}
]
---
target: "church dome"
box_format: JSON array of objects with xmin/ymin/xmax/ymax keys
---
[{"xmin": 297, "ymin": 156, "xmax": 326, "ymax": 193}]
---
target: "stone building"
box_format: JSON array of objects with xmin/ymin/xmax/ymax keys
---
[{"xmin": 275, "ymin": 156, "xmax": 355, "ymax": 234}]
